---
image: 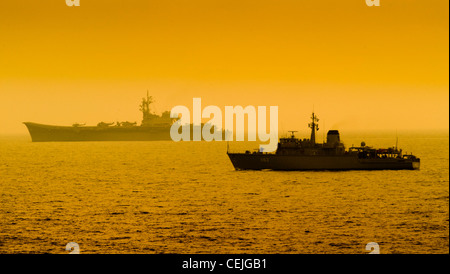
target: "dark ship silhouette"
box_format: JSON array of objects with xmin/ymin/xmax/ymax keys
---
[
  {"xmin": 227, "ymin": 112, "xmax": 420, "ymax": 171},
  {"xmin": 24, "ymin": 92, "xmax": 217, "ymax": 142}
]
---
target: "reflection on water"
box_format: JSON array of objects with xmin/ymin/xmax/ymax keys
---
[{"xmin": 0, "ymin": 133, "xmax": 448, "ymax": 253}]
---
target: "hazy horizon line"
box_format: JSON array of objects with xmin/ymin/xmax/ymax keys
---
[{"xmin": 2, "ymin": 128, "xmax": 448, "ymax": 138}]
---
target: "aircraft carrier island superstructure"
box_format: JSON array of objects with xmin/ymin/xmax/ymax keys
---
[{"xmin": 227, "ymin": 113, "xmax": 420, "ymax": 171}]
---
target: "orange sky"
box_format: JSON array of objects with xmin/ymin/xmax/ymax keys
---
[{"xmin": 0, "ymin": 0, "xmax": 448, "ymax": 134}]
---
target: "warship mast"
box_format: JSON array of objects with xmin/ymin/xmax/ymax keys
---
[
  {"xmin": 308, "ymin": 112, "xmax": 319, "ymax": 145},
  {"xmin": 140, "ymin": 91, "xmax": 153, "ymax": 126}
]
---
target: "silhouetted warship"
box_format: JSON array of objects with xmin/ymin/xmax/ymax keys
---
[
  {"xmin": 227, "ymin": 112, "xmax": 420, "ymax": 171},
  {"xmin": 24, "ymin": 92, "xmax": 214, "ymax": 142}
]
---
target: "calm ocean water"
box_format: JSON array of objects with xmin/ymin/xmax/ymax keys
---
[{"xmin": 0, "ymin": 132, "xmax": 448, "ymax": 254}]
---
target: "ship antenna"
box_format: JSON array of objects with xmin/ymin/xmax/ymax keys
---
[
  {"xmin": 395, "ymin": 129, "xmax": 398, "ymax": 150},
  {"xmin": 308, "ymin": 111, "xmax": 319, "ymax": 144},
  {"xmin": 322, "ymin": 119, "xmax": 325, "ymax": 144}
]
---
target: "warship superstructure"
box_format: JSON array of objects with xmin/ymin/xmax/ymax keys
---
[
  {"xmin": 227, "ymin": 113, "xmax": 420, "ymax": 171},
  {"xmin": 24, "ymin": 92, "xmax": 176, "ymax": 142}
]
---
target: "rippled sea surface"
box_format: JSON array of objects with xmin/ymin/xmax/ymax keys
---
[{"xmin": 1, "ymin": 132, "xmax": 448, "ymax": 254}]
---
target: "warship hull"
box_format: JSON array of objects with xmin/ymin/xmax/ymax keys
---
[
  {"xmin": 227, "ymin": 153, "xmax": 420, "ymax": 171},
  {"xmin": 24, "ymin": 122, "xmax": 171, "ymax": 142}
]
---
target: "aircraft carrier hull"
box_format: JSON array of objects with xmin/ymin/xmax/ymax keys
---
[
  {"xmin": 24, "ymin": 122, "xmax": 171, "ymax": 142},
  {"xmin": 227, "ymin": 153, "xmax": 420, "ymax": 171}
]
